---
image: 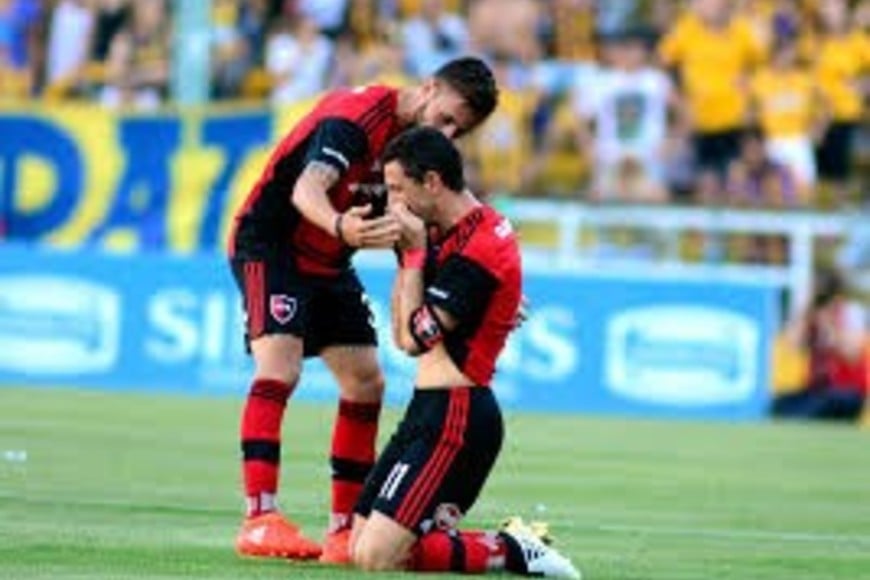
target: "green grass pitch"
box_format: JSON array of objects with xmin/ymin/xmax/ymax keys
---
[{"xmin": 1, "ymin": 386, "xmax": 869, "ymax": 579}]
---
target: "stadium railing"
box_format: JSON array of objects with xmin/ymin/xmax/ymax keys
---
[{"xmin": 499, "ymin": 199, "xmax": 856, "ymax": 319}]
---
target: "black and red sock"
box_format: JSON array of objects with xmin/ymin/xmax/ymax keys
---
[
  {"xmin": 329, "ymin": 398, "xmax": 381, "ymax": 531},
  {"xmin": 410, "ymin": 530, "xmax": 508, "ymax": 573},
  {"xmin": 240, "ymin": 378, "xmax": 294, "ymax": 518}
]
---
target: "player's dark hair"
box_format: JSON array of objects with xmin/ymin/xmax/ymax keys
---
[
  {"xmin": 433, "ymin": 57, "xmax": 499, "ymax": 123},
  {"xmin": 383, "ymin": 127, "xmax": 465, "ymax": 192}
]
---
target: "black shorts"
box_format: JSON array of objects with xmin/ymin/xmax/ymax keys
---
[
  {"xmin": 816, "ymin": 122, "xmax": 856, "ymax": 181},
  {"xmin": 229, "ymin": 253, "xmax": 377, "ymax": 358},
  {"xmin": 355, "ymin": 387, "xmax": 503, "ymax": 535},
  {"xmin": 693, "ymin": 129, "xmax": 744, "ymax": 175}
]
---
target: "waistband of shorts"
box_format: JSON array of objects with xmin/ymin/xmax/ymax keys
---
[
  {"xmin": 414, "ymin": 384, "xmax": 488, "ymax": 392},
  {"xmin": 410, "ymin": 386, "xmax": 491, "ymax": 404}
]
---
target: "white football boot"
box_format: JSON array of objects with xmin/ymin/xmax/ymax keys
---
[{"xmin": 499, "ymin": 517, "xmax": 581, "ymax": 579}]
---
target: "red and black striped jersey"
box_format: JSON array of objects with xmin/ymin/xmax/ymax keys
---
[
  {"xmin": 423, "ymin": 204, "xmax": 523, "ymax": 386},
  {"xmin": 230, "ymin": 85, "xmax": 400, "ymax": 276}
]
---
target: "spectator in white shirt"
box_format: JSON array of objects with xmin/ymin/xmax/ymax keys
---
[
  {"xmin": 296, "ymin": 0, "xmax": 347, "ymax": 39},
  {"xmin": 574, "ymin": 29, "xmax": 681, "ymax": 195},
  {"xmin": 45, "ymin": 0, "xmax": 93, "ymax": 89},
  {"xmin": 401, "ymin": 0, "xmax": 468, "ymax": 77},
  {"xmin": 266, "ymin": 15, "xmax": 333, "ymax": 105}
]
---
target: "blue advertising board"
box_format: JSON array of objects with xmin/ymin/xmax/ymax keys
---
[{"xmin": 0, "ymin": 245, "xmax": 777, "ymax": 420}]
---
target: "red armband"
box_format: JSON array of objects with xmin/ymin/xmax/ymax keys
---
[
  {"xmin": 402, "ymin": 248, "xmax": 426, "ymax": 270},
  {"xmin": 410, "ymin": 304, "xmax": 444, "ymax": 352}
]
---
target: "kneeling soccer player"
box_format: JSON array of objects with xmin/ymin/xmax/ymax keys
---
[{"xmin": 348, "ymin": 127, "xmax": 580, "ymax": 578}]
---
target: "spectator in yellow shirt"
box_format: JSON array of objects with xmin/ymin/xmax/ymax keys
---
[
  {"xmin": 660, "ymin": 0, "xmax": 765, "ymax": 175},
  {"xmin": 465, "ymin": 54, "xmax": 537, "ymax": 197},
  {"xmin": 738, "ymin": 0, "xmax": 802, "ymax": 53},
  {"xmin": 813, "ymin": 0, "xmax": 869, "ymax": 201},
  {"xmin": 749, "ymin": 38, "xmax": 824, "ymax": 195}
]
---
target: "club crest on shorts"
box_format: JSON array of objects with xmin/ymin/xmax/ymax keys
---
[
  {"xmin": 269, "ymin": 294, "xmax": 297, "ymax": 324},
  {"xmin": 433, "ymin": 503, "xmax": 463, "ymax": 530}
]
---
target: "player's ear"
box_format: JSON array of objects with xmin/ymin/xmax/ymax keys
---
[
  {"xmin": 423, "ymin": 170, "xmax": 440, "ymax": 194},
  {"xmin": 421, "ymin": 77, "xmax": 438, "ymax": 99}
]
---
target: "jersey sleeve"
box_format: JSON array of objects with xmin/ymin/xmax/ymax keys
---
[
  {"xmin": 424, "ymin": 254, "xmax": 499, "ymax": 325},
  {"xmin": 658, "ymin": 19, "xmax": 685, "ymax": 66},
  {"xmin": 302, "ymin": 117, "xmax": 370, "ymax": 174}
]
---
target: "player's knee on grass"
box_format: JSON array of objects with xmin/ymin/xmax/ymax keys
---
[
  {"xmin": 352, "ymin": 539, "xmax": 402, "ymax": 571},
  {"xmin": 251, "ymin": 335, "xmax": 303, "ymax": 386},
  {"xmin": 352, "ymin": 512, "xmax": 416, "ymax": 572}
]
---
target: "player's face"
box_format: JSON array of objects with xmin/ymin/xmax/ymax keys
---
[
  {"xmin": 417, "ymin": 81, "xmax": 477, "ymax": 140},
  {"xmin": 384, "ymin": 161, "xmax": 436, "ymax": 221}
]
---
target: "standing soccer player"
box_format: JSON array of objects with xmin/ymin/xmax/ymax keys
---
[
  {"xmin": 350, "ymin": 127, "xmax": 580, "ymax": 578},
  {"xmin": 230, "ymin": 58, "xmax": 498, "ymax": 563}
]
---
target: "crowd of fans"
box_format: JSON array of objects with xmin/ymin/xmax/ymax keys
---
[
  {"xmin": 2, "ymin": 0, "xmax": 867, "ymax": 410},
  {"xmin": 1, "ymin": 0, "xmax": 868, "ymax": 211}
]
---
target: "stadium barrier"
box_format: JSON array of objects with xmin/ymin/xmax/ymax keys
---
[
  {"xmin": 503, "ymin": 199, "xmax": 855, "ymax": 318},
  {"xmin": 0, "ymin": 243, "xmax": 777, "ymax": 420}
]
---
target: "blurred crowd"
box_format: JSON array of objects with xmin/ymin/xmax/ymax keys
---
[
  {"xmin": 1, "ymin": 0, "xmax": 868, "ymax": 211},
  {"xmin": 2, "ymin": 0, "xmax": 867, "ymax": 407}
]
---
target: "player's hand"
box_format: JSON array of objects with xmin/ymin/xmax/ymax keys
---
[
  {"xmin": 338, "ymin": 204, "xmax": 401, "ymax": 248},
  {"xmin": 388, "ymin": 188, "xmax": 408, "ymax": 210},
  {"xmin": 390, "ymin": 202, "xmax": 426, "ymax": 249}
]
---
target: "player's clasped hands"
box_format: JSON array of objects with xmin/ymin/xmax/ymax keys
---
[
  {"xmin": 338, "ymin": 204, "xmax": 402, "ymax": 248},
  {"xmin": 389, "ymin": 201, "xmax": 426, "ymax": 250}
]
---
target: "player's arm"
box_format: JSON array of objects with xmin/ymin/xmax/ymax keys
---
[
  {"xmin": 391, "ymin": 201, "xmax": 430, "ymax": 354},
  {"xmin": 393, "ymin": 258, "xmax": 462, "ymax": 357},
  {"xmin": 390, "ymin": 267, "xmax": 405, "ymax": 348},
  {"xmin": 395, "ymin": 253, "xmax": 499, "ymax": 356},
  {"xmin": 390, "ymin": 202, "xmax": 442, "ymax": 355},
  {"xmin": 291, "ymin": 118, "xmax": 398, "ymax": 248},
  {"xmin": 393, "ymin": 260, "xmax": 429, "ymax": 356}
]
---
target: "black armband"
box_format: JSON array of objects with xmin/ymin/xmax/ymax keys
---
[
  {"xmin": 409, "ymin": 304, "xmax": 445, "ymax": 352},
  {"xmin": 303, "ymin": 118, "xmax": 369, "ymax": 174}
]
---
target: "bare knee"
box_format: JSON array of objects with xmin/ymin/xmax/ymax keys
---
[
  {"xmin": 356, "ymin": 368, "xmax": 385, "ymax": 399},
  {"xmin": 323, "ymin": 347, "xmax": 386, "ymax": 401},
  {"xmin": 260, "ymin": 367, "xmax": 300, "ymax": 387},
  {"xmin": 351, "ymin": 512, "xmax": 416, "ymax": 572},
  {"xmin": 352, "ymin": 539, "xmax": 404, "ymax": 572},
  {"xmin": 251, "ymin": 336, "xmax": 302, "ymax": 386},
  {"xmin": 339, "ymin": 365, "xmax": 385, "ymax": 402},
  {"xmin": 255, "ymin": 359, "xmax": 301, "ymax": 387}
]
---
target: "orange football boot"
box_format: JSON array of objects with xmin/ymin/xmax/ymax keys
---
[
  {"xmin": 318, "ymin": 528, "xmax": 352, "ymax": 565},
  {"xmin": 236, "ymin": 512, "xmax": 322, "ymax": 560}
]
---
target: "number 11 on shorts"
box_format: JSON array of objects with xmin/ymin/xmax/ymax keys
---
[{"xmin": 379, "ymin": 462, "xmax": 410, "ymax": 500}]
